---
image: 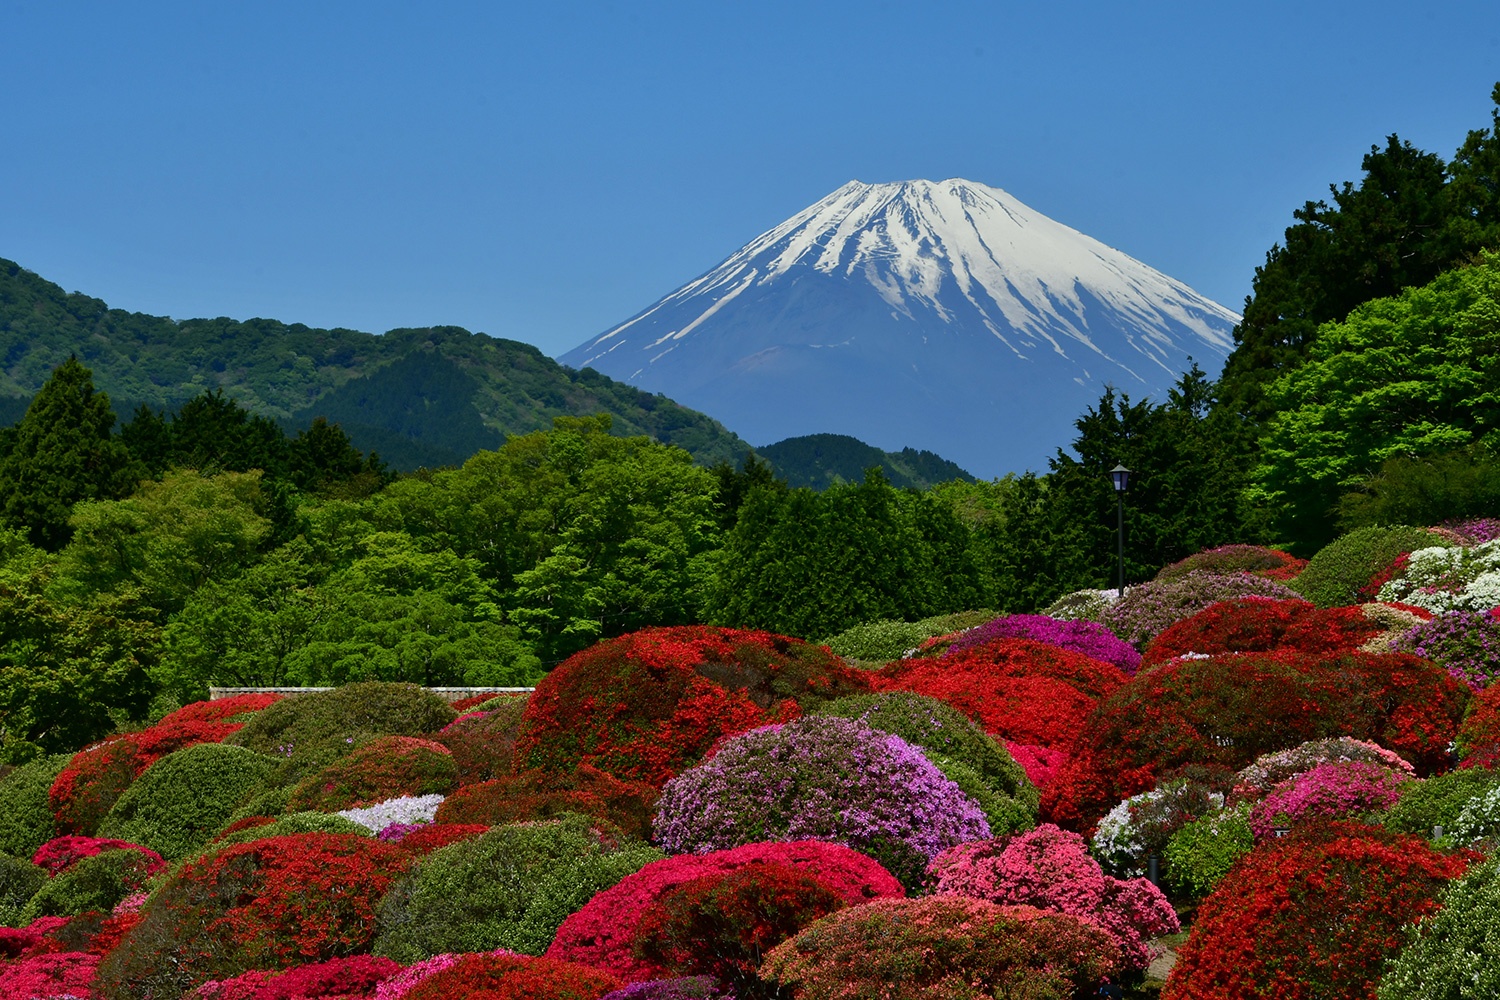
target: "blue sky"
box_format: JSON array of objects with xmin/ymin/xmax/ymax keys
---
[{"xmin": 4, "ymin": 1, "xmax": 1498, "ymax": 359}]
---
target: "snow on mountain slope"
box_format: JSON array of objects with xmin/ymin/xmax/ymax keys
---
[{"xmin": 559, "ymin": 178, "xmax": 1239, "ymax": 477}]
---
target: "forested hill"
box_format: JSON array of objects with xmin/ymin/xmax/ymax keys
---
[
  {"xmin": 757, "ymin": 433, "xmax": 974, "ymax": 490},
  {"xmin": 0, "ymin": 258, "xmax": 754, "ymax": 469}
]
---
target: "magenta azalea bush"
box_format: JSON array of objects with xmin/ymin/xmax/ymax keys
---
[
  {"xmin": 945, "ymin": 614, "xmax": 1142, "ymax": 675},
  {"xmin": 1248, "ymin": 760, "xmax": 1412, "ymax": 839},
  {"xmin": 926, "ymin": 823, "xmax": 1178, "ymax": 972},
  {"xmin": 1393, "ymin": 609, "xmax": 1500, "ymax": 690},
  {"xmin": 1234, "ymin": 738, "xmax": 1414, "ymax": 800},
  {"xmin": 653, "ymin": 717, "xmax": 990, "ymax": 887}
]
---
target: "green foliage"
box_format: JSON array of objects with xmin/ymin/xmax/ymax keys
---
[
  {"xmin": 98, "ymin": 743, "xmax": 277, "ymax": 859},
  {"xmin": 218, "ymin": 785, "xmax": 294, "ymax": 831},
  {"xmin": 810, "ymin": 691, "xmax": 1038, "ymax": 835},
  {"xmin": 1338, "ymin": 443, "xmax": 1500, "ymax": 530},
  {"xmin": 373, "ymin": 813, "xmax": 664, "ymax": 962},
  {"xmin": 1377, "ymin": 855, "xmax": 1500, "ymax": 1000},
  {"xmin": 0, "ymin": 850, "xmax": 47, "ymax": 926},
  {"xmin": 820, "ymin": 610, "xmax": 995, "ymax": 662},
  {"xmin": 757, "ymin": 433, "xmax": 973, "ymax": 490},
  {"xmin": 212, "ymin": 810, "xmax": 370, "ymax": 850},
  {"xmin": 1382, "ymin": 767, "xmax": 1500, "ymax": 841},
  {"xmin": 1253, "ymin": 252, "xmax": 1500, "ymax": 550},
  {"xmin": 21, "ymin": 846, "xmax": 158, "ymax": 920},
  {"xmin": 1291, "ymin": 525, "xmax": 1445, "ymax": 607},
  {"xmin": 0, "ymin": 357, "xmax": 136, "ymax": 550},
  {"xmin": 0, "ymin": 753, "xmax": 66, "ymax": 857},
  {"xmin": 1162, "ymin": 804, "xmax": 1255, "ymax": 897}
]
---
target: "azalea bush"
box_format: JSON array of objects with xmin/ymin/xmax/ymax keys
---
[
  {"xmin": 1141, "ymin": 597, "xmax": 1380, "ymax": 667},
  {"xmin": 388, "ymin": 822, "xmax": 488, "ymax": 855},
  {"xmin": 1155, "ymin": 544, "xmax": 1306, "ymax": 582},
  {"xmin": 943, "ymin": 614, "xmax": 1142, "ymax": 674},
  {"xmin": 1162, "ymin": 804, "xmax": 1255, "ymax": 897},
  {"xmin": 1040, "ymin": 588, "xmax": 1117, "ymax": 624},
  {"xmin": 1392, "ymin": 609, "xmax": 1500, "ymax": 690},
  {"xmin": 927, "ymin": 823, "xmax": 1177, "ymax": 972},
  {"xmin": 1457, "ymin": 682, "xmax": 1500, "ymax": 766},
  {"xmin": 759, "ymin": 896, "xmax": 1121, "ymax": 1000},
  {"xmin": 434, "ymin": 696, "xmax": 529, "ymax": 784},
  {"xmin": 547, "ymin": 841, "xmax": 903, "ymax": 982},
  {"xmin": 0, "ymin": 950, "xmax": 101, "ymax": 1000},
  {"xmin": 599, "ymin": 978, "xmax": 733, "ymax": 1000},
  {"xmin": 188, "ymin": 955, "xmax": 402, "ymax": 999},
  {"xmin": 372, "ymin": 813, "xmax": 663, "ymax": 962},
  {"xmin": 0, "ymin": 852, "xmax": 47, "ymax": 926},
  {"xmin": 1164, "ymin": 823, "xmax": 1471, "ymax": 1000},
  {"xmin": 338, "ymin": 793, "xmax": 446, "ymax": 834},
  {"xmin": 1383, "ymin": 766, "xmax": 1500, "ymax": 840},
  {"xmin": 159, "ymin": 693, "xmax": 284, "ymax": 728},
  {"xmin": 511, "ymin": 627, "xmax": 869, "ymax": 788},
  {"xmin": 32, "ymin": 834, "xmax": 165, "ymax": 877},
  {"xmin": 1377, "ymin": 855, "xmax": 1500, "ymax": 999},
  {"xmin": 1247, "ymin": 760, "xmax": 1411, "ymax": 839},
  {"xmin": 653, "ymin": 717, "xmax": 989, "ymax": 888},
  {"xmin": 809, "ymin": 691, "xmax": 1037, "ymax": 835},
  {"xmin": 397, "ymin": 952, "xmax": 622, "ymax": 1000},
  {"xmin": 1233, "ymin": 737, "xmax": 1415, "ymax": 800},
  {"xmin": 1103, "ymin": 571, "xmax": 1303, "ymax": 649},
  {"xmin": 1091, "ymin": 777, "xmax": 1225, "ymax": 878},
  {"xmin": 821, "ymin": 610, "xmax": 995, "ymax": 662},
  {"xmin": 0, "ymin": 754, "xmax": 68, "ymax": 858},
  {"xmin": 1292, "ymin": 525, "xmax": 1446, "ymax": 608},
  {"xmin": 875, "ymin": 637, "xmax": 1127, "ymax": 752},
  {"xmin": 434, "ymin": 765, "xmax": 659, "ymax": 841},
  {"xmin": 1450, "ymin": 782, "xmax": 1500, "ymax": 847},
  {"xmin": 1377, "ymin": 538, "xmax": 1500, "ymax": 613},
  {"xmin": 287, "ymin": 736, "xmax": 457, "ymax": 813},
  {"xmin": 20, "ymin": 844, "xmax": 162, "ymax": 921}
]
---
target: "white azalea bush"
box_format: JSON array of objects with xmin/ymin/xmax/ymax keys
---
[
  {"xmin": 337, "ymin": 793, "xmax": 446, "ymax": 835},
  {"xmin": 1378, "ymin": 539, "xmax": 1500, "ymax": 613}
]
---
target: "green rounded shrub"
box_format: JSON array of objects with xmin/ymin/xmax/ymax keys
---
[
  {"xmin": 217, "ymin": 785, "xmax": 294, "ymax": 833},
  {"xmin": 821, "ymin": 610, "xmax": 995, "ymax": 663},
  {"xmin": 225, "ymin": 682, "xmax": 457, "ymax": 784},
  {"xmin": 0, "ymin": 753, "xmax": 67, "ymax": 857},
  {"xmin": 373, "ymin": 812, "xmax": 664, "ymax": 962},
  {"xmin": 1292, "ymin": 525, "xmax": 1446, "ymax": 608},
  {"xmin": 810, "ymin": 691, "xmax": 1037, "ymax": 834},
  {"xmin": 1162, "ymin": 804, "xmax": 1255, "ymax": 897},
  {"xmin": 1383, "ymin": 767, "xmax": 1500, "ymax": 841},
  {"xmin": 98, "ymin": 743, "xmax": 277, "ymax": 859},
  {"xmin": 0, "ymin": 851, "xmax": 47, "ymax": 925},
  {"xmin": 20, "ymin": 846, "xmax": 159, "ymax": 920},
  {"xmin": 1378, "ymin": 855, "xmax": 1500, "ymax": 999}
]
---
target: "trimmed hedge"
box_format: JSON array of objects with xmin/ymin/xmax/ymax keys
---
[
  {"xmin": 0, "ymin": 851, "xmax": 46, "ymax": 926},
  {"xmin": 0, "ymin": 753, "xmax": 66, "ymax": 858},
  {"xmin": 1291, "ymin": 525, "xmax": 1446, "ymax": 608},
  {"xmin": 820, "ymin": 610, "xmax": 995, "ymax": 662},
  {"xmin": 20, "ymin": 846, "xmax": 159, "ymax": 921}
]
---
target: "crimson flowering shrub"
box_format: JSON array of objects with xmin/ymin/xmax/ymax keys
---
[
  {"xmin": 370, "ymin": 950, "xmax": 518, "ymax": 1000},
  {"xmin": 511, "ymin": 627, "xmax": 870, "ymax": 788},
  {"xmin": 547, "ymin": 841, "xmax": 903, "ymax": 982},
  {"xmin": 287, "ymin": 737, "xmax": 458, "ymax": 813},
  {"xmin": 759, "ymin": 896, "xmax": 1121, "ymax": 1000},
  {"xmin": 434, "ymin": 697, "xmax": 529, "ymax": 784},
  {"xmin": 189, "ymin": 956, "xmax": 402, "ymax": 999},
  {"xmin": 1458, "ymin": 683, "xmax": 1500, "ymax": 767},
  {"xmin": 160, "ymin": 694, "xmax": 285, "ymax": 728},
  {"xmin": 927, "ymin": 823, "xmax": 1177, "ymax": 972},
  {"xmin": 1156, "ymin": 544, "xmax": 1308, "ymax": 582},
  {"xmin": 1163, "ymin": 822, "xmax": 1472, "ymax": 1000},
  {"xmin": 1248, "ymin": 760, "xmax": 1412, "ymax": 838},
  {"xmin": 943, "ymin": 614, "xmax": 1142, "ymax": 675},
  {"xmin": 1104, "ymin": 571, "xmax": 1303, "ymax": 649},
  {"xmin": 1004, "ymin": 742, "xmax": 1068, "ymax": 790},
  {"xmin": 50, "ymin": 719, "xmax": 244, "ymax": 835},
  {"xmin": 390, "ymin": 822, "xmax": 488, "ymax": 854},
  {"xmin": 1141, "ymin": 597, "xmax": 1381, "ymax": 666},
  {"xmin": 94, "ymin": 833, "xmax": 410, "ymax": 999},
  {"xmin": 434, "ymin": 765, "xmax": 658, "ymax": 841},
  {"xmin": 1234, "ymin": 737, "xmax": 1415, "ymax": 801},
  {"xmin": 632, "ymin": 862, "xmax": 846, "ymax": 994},
  {"xmin": 0, "ymin": 950, "xmax": 101, "ymax": 999},
  {"xmin": 875, "ymin": 637, "xmax": 1127, "ymax": 752},
  {"xmin": 653, "ymin": 717, "xmax": 989, "ymax": 888},
  {"xmin": 0, "ymin": 915, "xmax": 70, "ymax": 959},
  {"xmin": 398, "ymin": 953, "xmax": 622, "ymax": 1000},
  {"xmin": 32, "ymin": 834, "xmax": 166, "ymax": 877},
  {"xmin": 1042, "ymin": 651, "xmax": 1468, "ymax": 832},
  {"xmin": 1392, "ymin": 609, "xmax": 1500, "ymax": 690}
]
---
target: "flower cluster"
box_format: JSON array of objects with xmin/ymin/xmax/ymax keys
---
[
  {"xmin": 189, "ymin": 955, "xmax": 402, "ymax": 999},
  {"xmin": 653, "ymin": 717, "xmax": 989, "ymax": 888},
  {"xmin": 1378, "ymin": 855, "xmax": 1500, "ymax": 999},
  {"xmin": 1247, "ymin": 760, "xmax": 1411, "ymax": 838},
  {"xmin": 512, "ymin": 626, "xmax": 869, "ymax": 788},
  {"xmin": 1141, "ymin": 598, "xmax": 1380, "ymax": 667},
  {"xmin": 1440, "ymin": 517, "xmax": 1500, "ymax": 545},
  {"xmin": 1041, "ymin": 588, "xmax": 1120, "ymax": 623},
  {"xmin": 396, "ymin": 952, "xmax": 622, "ymax": 1000},
  {"xmin": 337, "ymin": 793, "xmax": 446, "ymax": 834},
  {"xmin": 943, "ymin": 614, "xmax": 1142, "ymax": 674},
  {"xmin": 288, "ymin": 736, "xmax": 458, "ymax": 812},
  {"xmin": 1155, "ymin": 544, "xmax": 1307, "ymax": 582},
  {"xmin": 435, "ymin": 696, "xmax": 529, "ymax": 784},
  {"xmin": 1393, "ymin": 609, "xmax": 1500, "ymax": 690},
  {"xmin": 1003, "ymin": 742, "xmax": 1068, "ymax": 790},
  {"xmin": 387, "ymin": 823, "xmax": 488, "ymax": 855},
  {"xmin": 434, "ymin": 764, "xmax": 659, "ymax": 840},
  {"xmin": 1457, "ymin": 683, "xmax": 1500, "ymax": 766},
  {"xmin": 372, "ymin": 950, "xmax": 520, "ymax": 1000},
  {"xmin": 1450, "ymin": 782, "xmax": 1500, "ymax": 846},
  {"xmin": 1103, "ymin": 571, "xmax": 1303, "ymax": 649},
  {"xmin": 159, "ymin": 693, "xmax": 285, "ymax": 727},
  {"xmin": 1377, "ymin": 539, "xmax": 1500, "ymax": 613},
  {"xmin": 927, "ymin": 823, "xmax": 1178, "ymax": 971},
  {"xmin": 31, "ymin": 834, "xmax": 166, "ymax": 878},
  {"xmin": 1233, "ymin": 737, "xmax": 1415, "ymax": 800},
  {"xmin": 599, "ymin": 978, "xmax": 734, "ymax": 1000},
  {"xmin": 1091, "ymin": 778, "xmax": 1225, "ymax": 877},
  {"xmin": 0, "ymin": 950, "xmax": 101, "ymax": 999}
]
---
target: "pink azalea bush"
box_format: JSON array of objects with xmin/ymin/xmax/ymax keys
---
[
  {"xmin": 944, "ymin": 614, "xmax": 1143, "ymax": 675},
  {"xmin": 1248, "ymin": 760, "xmax": 1412, "ymax": 839},
  {"xmin": 1234, "ymin": 738, "xmax": 1415, "ymax": 801},
  {"xmin": 0, "ymin": 950, "xmax": 101, "ymax": 998},
  {"xmin": 32, "ymin": 835, "xmax": 165, "ymax": 878},
  {"xmin": 926, "ymin": 823, "xmax": 1178, "ymax": 972},
  {"xmin": 1004, "ymin": 742, "xmax": 1068, "ymax": 790},
  {"xmin": 189, "ymin": 955, "xmax": 402, "ymax": 999}
]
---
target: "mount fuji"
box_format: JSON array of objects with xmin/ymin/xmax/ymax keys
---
[{"xmin": 559, "ymin": 178, "xmax": 1239, "ymax": 477}]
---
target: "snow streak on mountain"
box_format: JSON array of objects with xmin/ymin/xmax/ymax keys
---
[{"xmin": 559, "ymin": 179, "xmax": 1239, "ymax": 477}]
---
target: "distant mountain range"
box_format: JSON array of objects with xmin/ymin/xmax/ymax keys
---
[
  {"xmin": 0, "ymin": 258, "xmax": 754, "ymax": 470},
  {"xmin": 758, "ymin": 434, "xmax": 972, "ymax": 490},
  {"xmin": 560, "ymin": 178, "xmax": 1239, "ymax": 477}
]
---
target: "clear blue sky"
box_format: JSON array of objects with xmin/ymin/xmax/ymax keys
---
[{"xmin": 4, "ymin": 1, "xmax": 1498, "ymax": 359}]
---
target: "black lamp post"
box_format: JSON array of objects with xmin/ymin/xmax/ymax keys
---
[{"xmin": 1109, "ymin": 464, "xmax": 1131, "ymax": 600}]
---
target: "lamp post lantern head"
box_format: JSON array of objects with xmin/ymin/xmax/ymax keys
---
[{"xmin": 1109, "ymin": 464, "xmax": 1131, "ymax": 493}]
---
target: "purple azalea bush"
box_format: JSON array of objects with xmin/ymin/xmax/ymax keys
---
[
  {"xmin": 653, "ymin": 716, "xmax": 990, "ymax": 888},
  {"xmin": 1393, "ymin": 610, "xmax": 1500, "ymax": 691},
  {"xmin": 1248, "ymin": 760, "xmax": 1412, "ymax": 839},
  {"xmin": 945, "ymin": 613, "xmax": 1142, "ymax": 675}
]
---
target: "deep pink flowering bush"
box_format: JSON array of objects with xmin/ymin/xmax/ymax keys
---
[
  {"xmin": 1004, "ymin": 742, "xmax": 1068, "ymax": 790},
  {"xmin": 1234, "ymin": 738, "xmax": 1415, "ymax": 801},
  {"xmin": 189, "ymin": 956, "xmax": 402, "ymax": 999},
  {"xmin": 0, "ymin": 915, "xmax": 71, "ymax": 960},
  {"xmin": 371, "ymin": 951, "xmax": 519, "ymax": 1000},
  {"xmin": 944, "ymin": 614, "xmax": 1143, "ymax": 675},
  {"xmin": 547, "ymin": 841, "xmax": 903, "ymax": 982},
  {"xmin": 926, "ymin": 823, "xmax": 1178, "ymax": 972},
  {"xmin": 1393, "ymin": 609, "xmax": 1500, "ymax": 690},
  {"xmin": 1248, "ymin": 761, "xmax": 1412, "ymax": 839},
  {"xmin": 32, "ymin": 834, "xmax": 166, "ymax": 878},
  {"xmin": 653, "ymin": 717, "xmax": 989, "ymax": 888},
  {"xmin": 0, "ymin": 950, "xmax": 101, "ymax": 998}
]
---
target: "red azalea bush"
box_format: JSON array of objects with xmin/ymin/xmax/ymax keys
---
[
  {"xmin": 287, "ymin": 736, "xmax": 458, "ymax": 812},
  {"xmin": 875, "ymin": 637, "xmax": 1128, "ymax": 752},
  {"xmin": 1141, "ymin": 597, "xmax": 1381, "ymax": 667},
  {"xmin": 632, "ymin": 862, "xmax": 847, "ymax": 989},
  {"xmin": 435, "ymin": 697, "xmax": 530, "ymax": 784},
  {"xmin": 511, "ymin": 627, "xmax": 870, "ymax": 787},
  {"xmin": 160, "ymin": 694, "xmax": 285, "ymax": 728},
  {"xmin": 50, "ymin": 719, "xmax": 244, "ymax": 835},
  {"xmin": 0, "ymin": 915, "xmax": 71, "ymax": 959},
  {"xmin": 548, "ymin": 841, "xmax": 903, "ymax": 982},
  {"xmin": 0, "ymin": 950, "xmax": 101, "ymax": 999},
  {"xmin": 434, "ymin": 764, "xmax": 658, "ymax": 840},
  {"xmin": 1042, "ymin": 650, "xmax": 1469, "ymax": 831},
  {"xmin": 1004, "ymin": 742, "xmax": 1068, "ymax": 789},
  {"xmin": 93, "ymin": 833, "xmax": 410, "ymax": 999},
  {"xmin": 392, "ymin": 822, "xmax": 489, "ymax": 855},
  {"xmin": 1247, "ymin": 760, "xmax": 1411, "ymax": 838},
  {"xmin": 759, "ymin": 896, "xmax": 1120, "ymax": 1000},
  {"xmin": 1155, "ymin": 544, "xmax": 1308, "ymax": 582},
  {"xmin": 1163, "ymin": 822, "xmax": 1473, "ymax": 1000},
  {"xmin": 32, "ymin": 834, "xmax": 166, "ymax": 878},
  {"xmin": 1457, "ymin": 682, "xmax": 1500, "ymax": 767},
  {"xmin": 189, "ymin": 955, "xmax": 403, "ymax": 999},
  {"xmin": 927, "ymin": 823, "xmax": 1178, "ymax": 972},
  {"xmin": 399, "ymin": 953, "xmax": 621, "ymax": 1000}
]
